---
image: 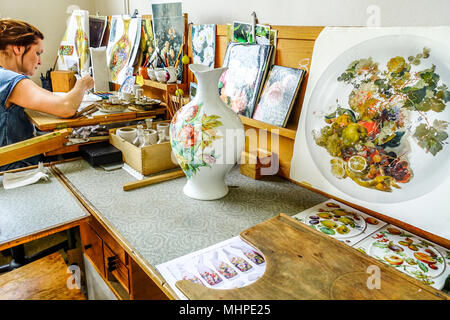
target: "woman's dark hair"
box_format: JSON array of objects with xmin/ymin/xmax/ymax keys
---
[{"xmin": 0, "ymin": 19, "xmax": 44, "ymax": 52}]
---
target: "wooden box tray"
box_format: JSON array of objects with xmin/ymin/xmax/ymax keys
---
[
  {"xmin": 175, "ymin": 214, "xmax": 449, "ymax": 300},
  {"xmin": 110, "ymin": 124, "xmax": 178, "ymax": 176}
]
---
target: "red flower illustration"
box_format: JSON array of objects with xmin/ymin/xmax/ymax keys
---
[{"xmin": 178, "ymin": 124, "xmax": 199, "ymax": 148}]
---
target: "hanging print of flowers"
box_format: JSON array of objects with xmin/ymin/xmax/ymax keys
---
[
  {"xmin": 170, "ymin": 103, "xmax": 223, "ymax": 179},
  {"xmin": 313, "ymin": 47, "xmax": 450, "ymax": 192},
  {"xmin": 192, "ymin": 24, "xmax": 216, "ymax": 68}
]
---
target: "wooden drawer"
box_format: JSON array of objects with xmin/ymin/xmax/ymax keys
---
[
  {"xmin": 88, "ymin": 217, "xmax": 128, "ymax": 266},
  {"xmin": 104, "ymin": 244, "xmax": 130, "ymax": 293},
  {"xmin": 80, "ymin": 222, "xmax": 105, "ymax": 277}
]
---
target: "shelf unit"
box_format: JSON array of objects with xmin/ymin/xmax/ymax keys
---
[{"xmin": 187, "ymin": 24, "xmax": 324, "ymax": 178}]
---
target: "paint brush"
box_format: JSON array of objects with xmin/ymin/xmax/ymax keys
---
[
  {"xmin": 155, "ymin": 49, "xmax": 167, "ymax": 67},
  {"xmin": 174, "ymin": 44, "xmax": 184, "ymax": 68}
]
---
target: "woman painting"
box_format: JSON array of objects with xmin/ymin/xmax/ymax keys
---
[{"xmin": 0, "ymin": 19, "xmax": 94, "ymax": 171}]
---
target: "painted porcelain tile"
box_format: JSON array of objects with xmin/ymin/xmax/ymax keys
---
[
  {"xmin": 356, "ymin": 224, "xmax": 450, "ymax": 290},
  {"xmin": 55, "ymin": 160, "xmax": 326, "ymax": 266},
  {"xmin": 292, "ymin": 199, "xmax": 386, "ymax": 246},
  {"xmin": 156, "ymin": 236, "xmax": 266, "ymax": 299}
]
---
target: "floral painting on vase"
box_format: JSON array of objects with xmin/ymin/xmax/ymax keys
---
[
  {"xmin": 219, "ymin": 43, "xmax": 273, "ymax": 118},
  {"xmin": 152, "ymin": 2, "xmax": 185, "ymax": 81},
  {"xmin": 170, "ymin": 103, "xmax": 223, "ymax": 179},
  {"xmin": 252, "ymin": 65, "xmax": 305, "ymax": 127},
  {"xmin": 192, "ymin": 24, "xmax": 216, "ymax": 68}
]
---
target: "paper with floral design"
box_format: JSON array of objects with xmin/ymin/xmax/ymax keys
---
[
  {"xmin": 192, "ymin": 24, "xmax": 216, "ymax": 68},
  {"xmin": 253, "ymin": 65, "xmax": 304, "ymax": 127},
  {"xmin": 219, "ymin": 43, "xmax": 273, "ymax": 118}
]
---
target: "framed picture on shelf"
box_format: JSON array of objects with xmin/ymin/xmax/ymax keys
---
[
  {"xmin": 252, "ymin": 65, "xmax": 305, "ymax": 127},
  {"xmin": 219, "ymin": 42, "xmax": 273, "ymax": 118}
]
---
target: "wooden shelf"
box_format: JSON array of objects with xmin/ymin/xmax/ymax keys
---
[
  {"xmin": 143, "ymin": 79, "xmax": 187, "ymax": 91},
  {"xmin": 239, "ymin": 116, "xmax": 297, "ymax": 140}
]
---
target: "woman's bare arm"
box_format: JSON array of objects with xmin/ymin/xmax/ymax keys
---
[{"xmin": 7, "ymin": 75, "xmax": 95, "ymax": 118}]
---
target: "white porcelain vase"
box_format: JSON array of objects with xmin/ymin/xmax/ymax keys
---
[{"xmin": 170, "ymin": 64, "xmax": 245, "ymax": 200}]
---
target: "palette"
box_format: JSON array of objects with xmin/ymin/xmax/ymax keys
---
[
  {"xmin": 156, "ymin": 236, "xmax": 266, "ymax": 300},
  {"xmin": 356, "ymin": 224, "xmax": 450, "ymax": 289},
  {"xmin": 292, "ymin": 199, "xmax": 386, "ymax": 246}
]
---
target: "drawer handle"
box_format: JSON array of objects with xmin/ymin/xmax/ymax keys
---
[
  {"xmin": 84, "ymin": 244, "xmax": 92, "ymax": 250},
  {"xmin": 107, "ymin": 262, "xmax": 117, "ymax": 272},
  {"xmin": 107, "ymin": 256, "xmax": 118, "ymax": 263}
]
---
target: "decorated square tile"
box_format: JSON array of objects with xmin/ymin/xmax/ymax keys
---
[
  {"xmin": 292, "ymin": 199, "xmax": 386, "ymax": 246},
  {"xmin": 356, "ymin": 224, "xmax": 450, "ymax": 290}
]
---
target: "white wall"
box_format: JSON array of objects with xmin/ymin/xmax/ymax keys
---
[
  {"xmin": 2, "ymin": 0, "xmax": 449, "ymax": 83},
  {"xmin": 0, "ymin": 0, "xmax": 96, "ymax": 83},
  {"xmin": 122, "ymin": 0, "xmax": 450, "ymax": 26}
]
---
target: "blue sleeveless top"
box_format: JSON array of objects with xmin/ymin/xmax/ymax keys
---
[{"xmin": 0, "ymin": 67, "xmax": 42, "ymax": 171}]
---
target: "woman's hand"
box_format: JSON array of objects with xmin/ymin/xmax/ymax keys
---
[{"xmin": 75, "ymin": 75, "xmax": 95, "ymax": 92}]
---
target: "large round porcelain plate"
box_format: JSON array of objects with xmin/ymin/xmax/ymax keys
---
[{"xmin": 305, "ymin": 35, "xmax": 450, "ymax": 203}]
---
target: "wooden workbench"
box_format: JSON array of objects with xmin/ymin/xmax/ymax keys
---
[
  {"xmin": 26, "ymin": 106, "xmax": 167, "ymax": 132},
  {"xmin": 51, "ymin": 159, "xmax": 449, "ymax": 300}
]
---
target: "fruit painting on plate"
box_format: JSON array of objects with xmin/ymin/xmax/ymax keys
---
[{"xmin": 356, "ymin": 224, "xmax": 450, "ymax": 289}]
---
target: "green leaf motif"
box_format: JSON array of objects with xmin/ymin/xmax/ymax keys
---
[{"xmin": 413, "ymin": 120, "xmax": 449, "ymax": 156}]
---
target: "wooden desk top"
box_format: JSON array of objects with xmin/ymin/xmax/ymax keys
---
[
  {"xmin": 0, "ymin": 166, "xmax": 89, "ymax": 251},
  {"xmin": 26, "ymin": 107, "xmax": 167, "ymax": 131}
]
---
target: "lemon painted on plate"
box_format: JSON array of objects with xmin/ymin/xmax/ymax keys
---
[{"xmin": 348, "ymin": 155, "xmax": 367, "ymax": 172}]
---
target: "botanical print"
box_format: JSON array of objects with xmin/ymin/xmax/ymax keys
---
[
  {"xmin": 357, "ymin": 225, "xmax": 450, "ymax": 288},
  {"xmin": 136, "ymin": 18, "xmax": 155, "ymax": 68},
  {"xmin": 89, "ymin": 16, "xmax": 107, "ymax": 48},
  {"xmin": 253, "ymin": 65, "xmax": 304, "ymax": 127},
  {"xmin": 57, "ymin": 10, "xmax": 90, "ymax": 73},
  {"xmin": 152, "ymin": 2, "xmax": 184, "ymax": 81},
  {"xmin": 255, "ymin": 25, "xmax": 270, "ymax": 45},
  {"xmin": 313, "ymin": 47, "xmax": 450, "ymax": 192},
  {"xmin": 170, "ymin": 103, "xmax": 223, "ymax": 179},
  {"xmin": 192, "ymin": 24, "xmax": 216, "ymax": 68},
  {"xmin": 219, "ymin": 43, "xmax": 272, "ymax": 118},
  {"xmin": 106, "ymin": 16, "xmax": 141, "ymax": 84},
  {"xmin": 232, "ymin": 21, "xmax": 253, "ymax": 43}
]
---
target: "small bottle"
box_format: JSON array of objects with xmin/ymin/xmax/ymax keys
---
[
  {"xmin": 196, "ymin": 255, "xmax": 223, "ymax": 286},
  {"xmin": 210, "ymin": 251, "xmax": 238, "ymax": 280},
  {"xmin": 133, "ymin": 124, "xmax": 144, "ymax": 147},
  {"xmin": 223, "ymin": 248, "xmax": 253, "ymax": 272},
  {"xmin": 231, "ymin": 243, "xmax": 265, "ymax": 265},
  {"xmin": 175, "ymin": 264, "xmax": 204, "ymax": 286}
]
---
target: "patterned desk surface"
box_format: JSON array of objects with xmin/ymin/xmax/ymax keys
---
[
  {"xmin": 0, "ymin": 169, "xmax": 89, "ymax": 250},
  {"xmin": 55, "ymin": 159, "xmax": 326, "ymax": 266}
]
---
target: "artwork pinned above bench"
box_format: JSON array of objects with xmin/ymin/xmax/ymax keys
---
[{"xmin": 290, "ymin": 27, "xmax": 450, "ymax": 241}]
